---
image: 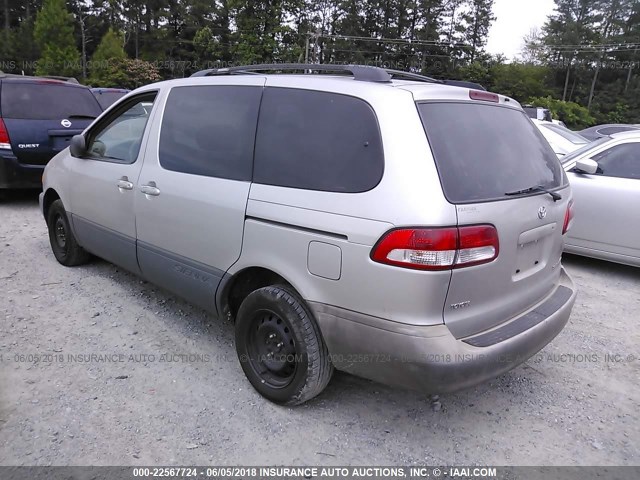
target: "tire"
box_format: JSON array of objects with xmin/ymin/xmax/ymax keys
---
[
  {"xmin": 46, "ymin": 199, "xmax": 90, "ymax": 266},
  {"xmin": 235, "ymin": 285, "xmax": 333, "ymax": 405}
]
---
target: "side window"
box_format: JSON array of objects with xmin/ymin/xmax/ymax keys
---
[
  {"xmin": 158, "ymin": 85, "xmax": 262, "ymax": 181},
  {"xmin": 87, "ymin": 93, "xmax": 157, "ymax": 164},
  {"xmin": 253, "ymin": 88, "xmax": 384, "ymax": 193},
  {"xmin": 591, "ymin": 143, "xmax": 640, "ymax": 179}
]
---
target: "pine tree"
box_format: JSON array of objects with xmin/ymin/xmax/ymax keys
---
[
  {"xmin": 543, "ymin": 0, "xmax": 601, "ymax": 101},
  {"xmin": 461, "ymin": 0, "xmax": 495, "ymax": 63},
  {"xmin": 90, "ymin": 27, "xmax": 126, "ymax": 83},
  {"xmin": 34, "ymin": 0, "xmax": 81, "ymax": 76}
]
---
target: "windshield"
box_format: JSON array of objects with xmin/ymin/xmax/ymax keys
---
[
  {"xmin": 542, "ymin": 123, "xmax": 589, "ymax": 145},
  {"xmin": 1, "ymin": 82, "xmax": 102, "ymax": 120},
  {"xmin": 560, "ymin": 137, "xmax": 609, "ymax": 164},
  {"xmin": 418, "ymin": 102, "xmax": 565, "ymax": 203}
]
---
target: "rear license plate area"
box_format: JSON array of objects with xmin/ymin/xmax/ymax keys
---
[{"xmin": 513, "ymin": 224, "xmax": 557, "ymax": 280}]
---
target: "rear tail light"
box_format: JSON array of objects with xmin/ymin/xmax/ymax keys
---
[
  {"xmin": 562, "ymin": 200, "xmax": 574, "ymax": 235},
  {"xmin": 0, "ymin": 118, "xmax": 11, "ymax": 150},
  {"xmin": 371, "ymin": 225, "xmax": 499, "ymax": 271}
]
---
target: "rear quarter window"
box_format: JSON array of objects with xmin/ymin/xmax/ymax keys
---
[
  {"xmin": 418, "ymin": 102, "xmax": 565, "ymax": 203},
  {"xmin": 253, "ymin": 88, "xmax": 384, "ymax": 193},
  {"xmin": 1, "ymin": 82, "xmax": 102, "ymax": 119}
]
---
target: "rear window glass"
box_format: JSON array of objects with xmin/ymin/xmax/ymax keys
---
[
  {"xmin": 542, "ymin": 124, "xmax": 588, "ymax": 145},
  {"xmin": 597, "ymin": 126, "xmax": 640, "ymax": 136},
  {"xmin": 418, "ymin": 103, "xmax": 564, "ymax": 203},
  {"xmin": 92, "ymin": 91, "xmax": 128, "ymax": 110},
  {"xmin": 253, "ymin": 88, "xmax": 384, "ymax": 193},
  {"xmin": 1, "ymin": 82, "xmax": 102, "ymax": 119}
]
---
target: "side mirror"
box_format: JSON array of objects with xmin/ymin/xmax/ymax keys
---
[
  {"xmin": 574, "ymin": 158, "xmax": 598, "ymax": 175},
  {"xmin": 69, "ymin": 134, "xmax": 87, "ymax": 158}
]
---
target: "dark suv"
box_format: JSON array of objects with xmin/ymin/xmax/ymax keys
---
[{"xmin": 0, "ymin": 73, "xmax": 102, "ymax": 193}]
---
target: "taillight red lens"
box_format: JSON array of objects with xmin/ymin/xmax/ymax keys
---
[
  {"xmin": 0, "ymin": 118, "xmax": 11, "ymax": 149},
  {"xmin": 562, "ymin": 200, "xmax": 574, "ymax": 235},
  {"xmin": 371, "ymin": 225, "xmax": 499, "ymax": 271}
]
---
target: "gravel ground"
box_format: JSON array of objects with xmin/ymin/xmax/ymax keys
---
[{"xmin": 0, "ymin": 191, "xmax": 639, "ymax": 467}]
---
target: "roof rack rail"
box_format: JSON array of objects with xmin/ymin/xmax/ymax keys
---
[
  {"xmin": 39, "ymin": 75, "xmax": 80, "ymax": 84},
  {"xmin": 384, "ymin": 69, "xmax": 443, "ymax": 84},
  {"xmin": 190, "ymin": 63, "xmax": 393, "ymax": 83},
  {"xmin": 442, "ymin": 79, "xmax": 486, "ymax": 91},
  {"xmin": 0, "ymin": 71, "xmax": 80, "ymax": 84}
]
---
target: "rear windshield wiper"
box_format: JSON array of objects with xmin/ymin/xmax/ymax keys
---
[
  {"xmin": 67, "ymin": 114, "xmax": 98, "ymax": 119},
  {"xmin": 505, "ymin": 185, "xmax": 562, "ymax": 202}
]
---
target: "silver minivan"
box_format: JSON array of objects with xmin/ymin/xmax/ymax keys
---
[{"xmin": 40, "ymin": 65, "xmax": 577, "ymax": 405}]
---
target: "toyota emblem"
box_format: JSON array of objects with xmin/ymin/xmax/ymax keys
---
[
  {"xmin": 538, "ymin": 206, "xmax": 547, "ymax": 219},
  {"xmin": 61, "ymin": 119, "xmax": 71, "ymax": 128}
]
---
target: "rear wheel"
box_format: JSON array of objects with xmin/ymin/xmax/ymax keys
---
[
  {"xmin": 46, "ymin": 199, "xmax": 90, "ymax": 266},
  {"xmin": 235, "ymin": 285, "xmax": 333, "ymax": 405}
]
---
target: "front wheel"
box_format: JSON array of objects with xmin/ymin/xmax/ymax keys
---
[
  {"xmin": 46, "ymin": 199, "xmax": 90, "ymax": 266},
  {"xmin": 235, "ymin": 285, "xmax": 333, "ymax": 405}
]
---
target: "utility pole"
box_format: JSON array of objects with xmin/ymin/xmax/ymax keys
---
[
  {"xmin": 3, "ymin": 0, "xmax": 9, "ymax": 49},
  {"xmin": 305, "ymin": 34, "xmax": 310, "ymax": 64},
  {"xmin": 314, "ymin": 28, "xmax": 321, "ymax": 63},
  {"xmin": 626, "ymin": 47, "xmax": 637, "ymax": 93},
  {"xmin": 79, "ymin": 14, "xmax": 87, "ymax": 80}
]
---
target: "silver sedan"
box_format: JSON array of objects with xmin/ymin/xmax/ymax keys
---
[{"xmin": 562, "ymin": 130, "xmax": 640, "ymax": 266}]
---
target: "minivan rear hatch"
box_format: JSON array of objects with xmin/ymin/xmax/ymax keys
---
[
  {"xmin": 0, "ymin": 80, "xmax": 102, "ymax": 165},
  {"xmin": 417, "ymin": 100, "xmax": 571, "ymax": 339}
]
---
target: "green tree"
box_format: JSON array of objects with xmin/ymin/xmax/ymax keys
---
[
  {"xmin": 33, "ymin": 0, "xmax": 80, "ymax": 77},
  {"xmin": 93, "ymin": 57, "xmax": 161, "ymax": 88},
  {"xmin": 460, "ymin": 0, "xmax": 495, "ymax": 63},
  {"xmin": 90, "ymin": 28, "xmax": 126, "ymax": 83},
  {"xmin": 528, "ymin": 95, "xmax": 596, "ymax": 129},
  {"xmin": 489, "ymin": 62, "xmax": 555, "ymax": 101},
  {"xmin": 93, "ymin": 28, "xmax": 126, "ymax": 62},
  {"xmin": 542, "ymin": 0, "xmax": 601, "ymax": 101}
]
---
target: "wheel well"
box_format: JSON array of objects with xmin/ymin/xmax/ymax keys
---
[
  {"xmin": 222, "ymin": 267, "xmax": 293, "ymax": 321},
  {"xmin": 42, "ymin": 189, "xmax": 61, "ymax": 220}
]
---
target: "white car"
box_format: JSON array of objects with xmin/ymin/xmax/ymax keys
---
[
  {"xmin": 532, "ymin": 119, "xmax": 589, "ymax": 157},
  {"xmin": 561, "ymin": 130, "xmax": 640, "ymax": 266}
]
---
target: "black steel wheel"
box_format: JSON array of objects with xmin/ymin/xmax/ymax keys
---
[
  {"xmin": 235, "ymin": 285, "xmax": 333, "ymax": 405},
  {"xmin": 245, "ymin": 309, "xmax": 298, "ymax": 388},
  {"xmin": 46, "ymin": 199, "xmax": 90, "ymax": 266}
]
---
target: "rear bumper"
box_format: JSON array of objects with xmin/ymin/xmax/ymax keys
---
[
  {"xmin": 0, "ymin": 152, "xmax": 44, "ymax": 189},
  {"xmin": 310, "ymin": 267, "xmax": 576, "ymax": 393}
]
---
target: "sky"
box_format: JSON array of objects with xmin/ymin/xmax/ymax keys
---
[{"xmin": 486, "ymin": 0, "xmax": 557, "ymax": 59}]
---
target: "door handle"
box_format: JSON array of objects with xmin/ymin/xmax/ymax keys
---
[
  {"xmin": 140, "ymin": 181, "xmax": 160, "ymax": 196},
  {"xmin": 117, "ymin": 177, "xmax": 134, "ymax": 191}
]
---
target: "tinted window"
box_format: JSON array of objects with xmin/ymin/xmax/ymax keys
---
[
  {"xmin": 87, "ymin": 93, "xmax": 156, "ymax": 164},
  {"xmin": 159, "ymin": 86, "xmax": 262, "ymax": 181},
  {"xmin": 253, "ymin": 88, "xmax": 384, "ymax": 193},
  {"xmin": 93, "ymin": 91, "xmax": 128, "ymax": 110},
  {"xmin": 592, "ymin": 143, "xmax": 640, "ymax": 179},
  {"xmin": 418, "ymin": 103, "xmax": 564, "ymax": 203},
  {"xmin": 1, "ymin": 82, "xmax": 102, "ymax": 119}
]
